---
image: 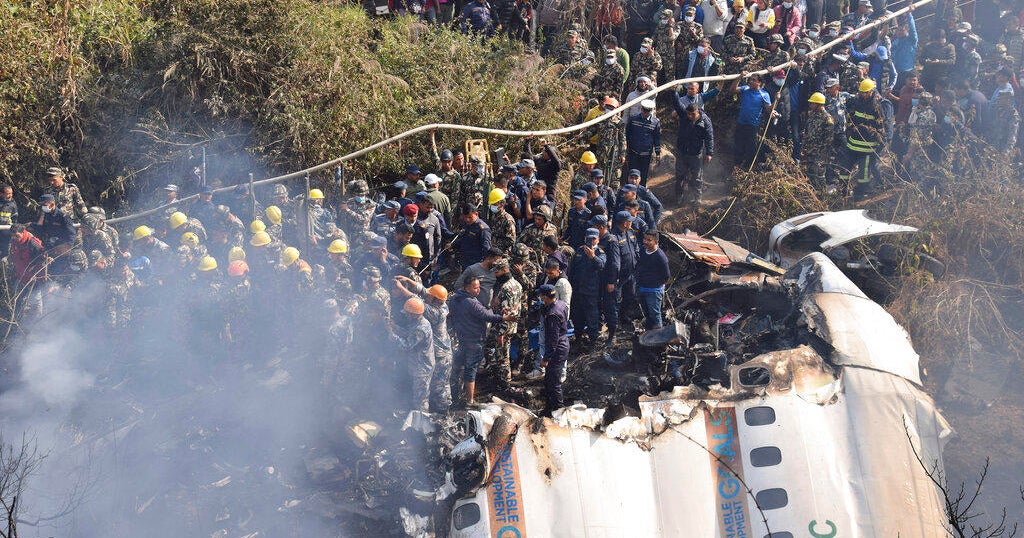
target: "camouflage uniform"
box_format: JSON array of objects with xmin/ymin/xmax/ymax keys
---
[
  {"xmin": 489, "ymin": 207, "xmax": 518, "ymax": 254},
  {"xmin": 222, "ymin": 277, "xmax": 253, "ymax": 345},
  {"xmin": 81, "ymin": 214, "xmax": 119, "ymax": 263},
  {"xmin": 389, "ymin": 315, "xmax": 435, "ymax": 412},
  {"xmin": 764, "ymin": 46, "xmax": 790, "ymax": 71},
  {"xmin": 438, "ymin": 169, "xmax": 463, "ymax": 196},
  {"xmin": 103, "ymin": 266, "xmax": 140, "ymax": 329},
  {"xmin": 326, "ymin": 258, "xmax": 354, "ymax": 293},
  {"xmin": 174, "ymin": 217, "xmax": 208, "ymax": 243},
  {"xmin": 592, "ymin": 116, "xmax": 627, "ymax": 178},
  {"xmin": 840, "ymin": 62, "xmax": 863, "ymax": 95},
  {"xmin": 510, "ymin": 244, "xmax": 540, "ymax": 369},
  {"xmin": 486, "ymin": 274, "xmax": 523, "ymax": 386},
  {"xmin": 591, "ymin": 60, "xmax": 626, "ymax": 99},
  {"xmin": 634, "ymin": 48, "xmax": 664, "ymax": 86},
  {"xmin": 653, "ymin": 10, "xmax": 678, "ymax": 79},
  {"xmin": 456, "ymin": 171, "xmax": 487, "ymax": 209},
  {"xmin": 989, "ymin": 97, "xmax": 1020, "ymax": 154},
  {"xmin": 552, "ymin": 35, "xmax": 589, "ymax": 65},
  {"xmin": 722, "ymin": 33, "xmax": 756, "ymax": 74},
  {"xmin": 518, "ymin": 221, "xmax": 558, "ymax": 254},
  {"xmin": 338, "ymin": 197, "xmax": 376, "ymax": 236},
  {"xmin": 802, "ymin": 106, "xmax": 835, "ymax": 186},
  {"xmin": 674, "ymin": 22, "xmax": 704, "ymax": 77},
  {"xmin": 45, "ymin": 182, "xmax": 88, "ymax": 221}
]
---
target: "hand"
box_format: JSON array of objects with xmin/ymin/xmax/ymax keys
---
[
  {"xmin": 584, "ymin": 245, "xmax": 595, "ymax": 259},
  {"xmin": 704, "ymin": 154, "xmax": 713, "ymax": 163},
  {"xmin": 907, "ymin": 2, "xmax": 914, "ymax": 11},
  {"xmin": 619, "ymin": 155, "xmax": 626, "ymax": 164},
  {"xmin": 540, "ymin": 360, "xmax": 549, "ymax": 368},
  {"xmin": 606, "ymin": 283, "xmax": 615, "ymax": 293}
]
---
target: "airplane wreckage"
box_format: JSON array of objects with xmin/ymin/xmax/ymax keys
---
[{"xmin": 395, "ymin": 228, "xmax": 954, "ymax": 538}]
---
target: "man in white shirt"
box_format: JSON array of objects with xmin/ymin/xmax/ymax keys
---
[{"xmin": 700, "ymin": 0, "xmax": 731, "ymax": 51}]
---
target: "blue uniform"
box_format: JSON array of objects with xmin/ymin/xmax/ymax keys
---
[
  {"xmin": 567, "ymin": 246, "xmax": 606, "ymax": 339},
  {"xmin": 453, "ymin": 219, "xmax": 491, "ymax": 267},
  {"xmin": 561, "ymin": 206, "xmax": 593, "ymax": 249},
  {"xmin": 542, "ymin": 299, "xmax": 570, "ymax": 411}
]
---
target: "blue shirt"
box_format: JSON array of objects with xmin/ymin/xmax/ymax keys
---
[
  {"xmin": 890, "ymin": 13, "xmax": 918, "ymax": 73},
  {"xmin": 737, "ymin": 86, "xmax": 771, "ymax": 126}
]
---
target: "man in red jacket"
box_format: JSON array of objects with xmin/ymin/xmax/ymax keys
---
[{"xmin": 8, "ymin": 223, "xmax": 47, "ymax": 316}]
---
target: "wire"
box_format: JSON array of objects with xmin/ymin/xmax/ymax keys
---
[{"xmin": 97, "ymin": 0, "xmax": 936, "ymax": 226}]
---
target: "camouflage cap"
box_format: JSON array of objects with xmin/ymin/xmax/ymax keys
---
[
  {"xmin": 769, "ymin": 33, "xmax": 784, "ymax": 44},
  {"xmin": 511, "ymin": 243, "xmax": 532, "ymax": 260},
  {"xmin": 350, "ymin": 179, "xmax": 369, "ymax": 195},
  {"xmin": 45, "ymin": 166, "xmax": 64, "ymax": 177},
  {"xmin": 535, "ymin": 205, "xmax": 552, "ymax": 220},
  {"xmin": 492, "ymin": 258, "xmax": 510, "ymax": 271},
  {"xmin": 82, "ymin": 213, "xmax": 102, "ymax": 231},
  {"xmin": 362, "ymin": 265, "xmax": 382, "ymax": 280},
  {"xmin": 641, "ymin": 37, "xmax": 654, "ymax": 47},
  {"xmin": 660, "ymin": 8, "xmax": 673, "ymax": 18},
  {"xmin": 273, "ymin": 184, "xmax": 289, "ymax": 196}
]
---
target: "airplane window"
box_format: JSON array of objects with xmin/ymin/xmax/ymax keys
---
[
  {"xmin": 738, "ymin": 367, "xmax": 771, "ymax": 387},
  {"xmin": 750, "ymin": 446, "xmax": 782, "ymax": 467},
  {"xmin": 744, "ymin": 406, "xmax": 776, "ymax": 426},
  {"xmin": 755, "ymin": 488, "xmax": 789, "ymax": 510},
  {"xmin": 452, "ymin": 502, "xmax": 481, "ymax": 530}
]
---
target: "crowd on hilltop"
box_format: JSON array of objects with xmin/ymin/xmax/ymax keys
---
[{"xmin": 3, "ymin": 0, "xmax": 1024, "ymax": 418}]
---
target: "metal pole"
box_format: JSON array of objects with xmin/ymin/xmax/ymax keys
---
[
  {"xmin": 201, "ymin": 147, "xmax": 207, "ymax": 188},
  {"xmin": 249, "ymin": 172, "xmax": 256, "ymax": 219}
]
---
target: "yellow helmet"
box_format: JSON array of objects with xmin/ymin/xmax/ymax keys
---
[
  {"xmin": 169, "ymin": 211, "xmax": 188, "ymax": 230},
  {"xmin": 308, "ymin": 188, "xmax": 325, "ymax": 200},
  {"xmin": 281, "ymin": 246, "xmax": 300, "ymax": 266},
  {"xmin": 328, "ymin": 239, "xmax": 349, "ymax": 254},
  {"xmin": 197, "ymin": 256, "xmax": 218, "ymax": 272},
  {"xmin": 180, "ymin": 231, "xmax": 199, "ymax": 248},
  {"xmin": 403, "ymin": 297, "xmax": 425, "ymax": 315},
  {"xmin": 488, "ymin": 188, "xmax": 506, "ymax": 205},
  {"xmin": 858, "ymin": 78, "xmax": 876, "ymax": 93},
  {"xmin": 265, "ymin": 205, "xmax": 282, "ymax": 225},
  {"xmin": 250, "ymin": 231, "xmax": 272, "ymax": 247},
  {"xmin": 228, "ymin": 246, "xmax": 246, "ymax": 262},
  {"xmin": 133, "ymin": 225, "xmax": 153, "ymax": 241},
  {"xmin": 401, "ymin": 243, "xmax": 423, "ymax": 259},
  {"xmin": 580, "ymin": 151, "xmax": 598, "ymax": 165},
  {"xmin": 808, "ymin": 92, "xmax": 826, "ymax": 104},
  {"xmin": 249, "ymin": 220, "xmax": 266, "ymax": 233}
]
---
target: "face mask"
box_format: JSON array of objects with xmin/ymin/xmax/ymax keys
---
[
  {"xmin": 660, "ymin": 18, "xmax": 669, "ymax": 25},
  {"xmin": 782, "ymin": 2, "xmax": 791, "ymax": 7},
  {"xmin": 696, "ymin": 45, "xmax": 707, "ymax": 54},
  {"xmin": 943, "ymin": 116, "xmax": 952, "ymax": 124},
  {"xmin": 605, "ymin": 58, "xmax": 616, "ymax": 65},
  {"xmin": 911, "ymin": 98, "xmax": 919, "ymax": 107},
  {"xmin": 476, "ymin": 165, "xmax": 485, "ymax": 174},
  {"xmin": 489, "ymin": 204, "xmax": 500, "ymax": 213},
  {"xmin": 354, "ymin": 196, "xmax": 367, "ymax": 204},
  {"xmin": 42, "ymin": 206, "xmax": 52, "ymax": 213},
  {"xmin": 641, "ymin": 46, "xmax": 649, "ymax": 53},
  {"xmin": 829, "ymin": 30, "xmax": 838, "ymax": 37},
  {"xmin": 684, "ymin": 15, "xmax": 694, "ymax": 22},
  {"xmin": 774, "ymin": 78, "xmax": 785, "ymax": 86},
  {"xmin": 797, "ymin": 47, "xmax": 808, "ymax": 55},
  {"xmin": 808, "ymin": 31, "xmax": 818, "ymax": 38}
]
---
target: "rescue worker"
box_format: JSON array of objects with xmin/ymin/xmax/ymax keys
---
[
  {"xmin": 325, "ymin": 239, "xmax": 353, "ymax": 292},
  {"xmin": 456, "ymin": 156, "xmax": 487, "ymax": 210},
  {"xmin": 338, "ymin": 180, "xmax": 376, "ymax": 235},
  {"xmin": 624, "ymin": 99, "xmax": 662, "ymax": 186},
  {"xmin": 802, "ymin": 92, "xmax": 836, "ymax": 190},
  {"xmin": 386, "ymin": 297, "xmax": 436, "ymax": 412},
  {"xmin": 591, "ymin": 49, "xmax": 627, "ymax": 100},
  {"xmin": 567, "ymin": 228, "xmax": 606, "ymax": 346},
  {"xmin": 571, "ymin": 151, "xmax": 598, "ymax": 191},
  {"xmin": 486, "ymin": 258, "xmax": 525, "ymax": 398},
  {"xmin": 168, "ymin": 211, "xmax": 208, "ymax": 243},
  {"xmin": 371, "ymin": 200, "xmax": 401, "ymax": 237},
  {"xmin": 674, "ymin": 103, "xmax": 714, "ymax": 205},
  {"xmin": 423, "ymin": 174, "xmax": 452, "ymax": 225},
  {"xmin": 636, "ymin": 230, "xmax": 670, "ymax": 330},
  {"xmin": 449, "ymin": 276, "xmax": 515, "ymax": 407},
  {"xmin": 653, "ymin": 9, "xmax": 678, "ymax": 79},
  {"xmin": 264, "ymin": 205, "xmax": 284, "ymax": 243},
  {"xmin": 33, "ymin": 194, "xmax": 77, "ymax": 276},
  {"xmin": 561, "ymin": 190, "xmax": 592, "ymax": 249},
  {"xmin": 452, "ymin": 204, "xmax": 491, "ymax": 267},
  {"xmin": 537, "ymin": 283, "xmax": 570, "ymax": 416},
  {"xmin": 839, "ymin": 78, "xmax": 886, "ymax": 199},
  {"xmin": 722, "ymin": 21, "xmax": 756, "ymax": 74},
  {"xmin": 487, "ymin": 188, "xmax": 517, "ymax": 254},
  {"xmin": 518, "ymin": 205, "xmax": 557, "ymax": 255},
  {"xmin": 9, "ymin": 224, "xmax": 46, "ymax": 316},
  {"xmin": 0, "ymin": 185, "xmax": 18, "ymax": 257},
  {"xmin": 589, "ymin": 97, "xmax": 627, "ymax": 180},
  {"xmin": 634, "ymin": 38, "xmax": 663, "ymax": 85},
  {"xmin": 675, "ymin": 5, "xmax": 705, "ymax": 76},
  {"xmin": 43, "ymin": 167, "xmax": 88, "ymax": 221},
  {"xmin": 394, "ymin": 277, "xmax": 453, "ymax": 412}
]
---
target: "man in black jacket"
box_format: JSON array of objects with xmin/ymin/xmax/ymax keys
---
[
  {"xmin": 449, "ymin": 276, "xmax": 515, "ymax": 406},
  {"xmin": 538, "ymin": 283, "xmax": 570, "ymax": 416},
  {"xmin": 674, "ymin": 103, "xmax": 714, "ymax": 205},
  {"xmin": 524, "ymin": 137, "xmax": 563, "ymax": 198},
  {"xmin": 32, "ymin": 194, "xmax": 76, "ymax": 276}
]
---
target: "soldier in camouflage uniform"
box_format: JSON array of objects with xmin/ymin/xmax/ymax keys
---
[
  {"xmin": 487, "ymin": 189, "xmax": 517, "ymax": 254},
  {"xmin": 386, "ymin": 297, "xmax": 435, "ymax": 412},
  {"xmin": 485, "ymin": 258, "xmax": 524, "ymax": 395},
  {"xmin": 989, "ymin": 90, "xmax": 1020, "ymax": 155},
  {"xmin": 633, "ymin": 38, "xmax": 663, "ymax": 85},
  {"xmin": 552, "ymin": 28, "xmax": 589, "ymax": 66},
  {"xmin": 432, "ymin": 148, "xmax": 463, "ymax": 195},
  {"xmin": 562, "ymin": 50, "xmax": 597, "ymax": 83},
  {"xmin": 337, "ymin": 180, "xmax": 376, "ymax": 237},
  {"xmin": 722, "ymin": 23, "xmax": 757, "ymax": 74},
  {"xmin": 518, "ymin": 205, "xmax": 558, "ymax": 256},
  {"xmin": 360, "ymin": 265, "xmax": 391, "ymax": 320},
  {"xmin": 674, "ymin": 6, "xmax": 704, "ymax": 77},
  {"xmin": 81, "ymin": 213, "xmax": 119, "ymax": 265},
  {"xmin": 590, "ymin": 107, "xmax": 627, "ymax": 180},
  {"xmin": 43, "ymin": 167, "xmax": 88, "ymax": 221},
  {"xmin": 270, "ymin": 184, "xmax": 303, "ymax": 246},
  {"xmin": 222, "ymin": 260, "xmax": 253, "ymax": 347},
  {"xmin": 168, "ymin": 211, "xmax": 208, "ymax": 244},
  {"xmin": 101, "ymin": 257, "xmax": 140, "ymax": 329},
  {"xmin": 801, "ymin": 92, "xmax": 835, "ymax": 188},
  {"xmin": 591, "ymin": 49, "xmax": 627, "ymax": 100},
  {"xmin": 764, "ymin": 34, "xmax": 790, "ymax": 70},
  {"xmin": 903, "ymin": 92, "xmax": 938, "ymax": 173},
  {"xmin": 456, "ymin": 155, "xmax": 488, "ymax": 210},
  {"xmin": 653, "ymin": 9, "xmax": 678, "ymax": 81}
]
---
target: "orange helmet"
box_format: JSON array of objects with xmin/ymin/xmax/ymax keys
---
[
  {"xmin": 227, "ymin": 260, "xmax": 250, "ymax": 277},
  {"xmin": 426, "ymin": 285, "xmax": 448, "ymax": 302},
  {"xmin": 602, "ymin": 96, "xmax": 620, "ymax": 109},
  {"xmin": 404, "ymin": 297, "xmax": 425, "ymax": 315}
]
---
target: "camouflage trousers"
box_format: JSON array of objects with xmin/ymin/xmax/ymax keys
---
[
  {"xmin": 412, "ymin": 350, "xmax": 452, "ymax": 413},
  {"xmin": 485, "ymin": 328, "xmax": 516, "ymax": 388}
]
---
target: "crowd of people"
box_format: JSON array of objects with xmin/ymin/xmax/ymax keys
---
[{"xmin": 4, "ymin": 0, "xmax": 1024, "ymax": 420}]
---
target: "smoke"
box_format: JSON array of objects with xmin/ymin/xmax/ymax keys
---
[{"xmin": 0, "ymin": 251, "xmax": 403, "ymax": 536}]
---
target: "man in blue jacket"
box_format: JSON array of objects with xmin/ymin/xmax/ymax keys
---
[
  {"xmin": 890, "ymin": 4, "xmax": 918, "ymax": 91},
  {"xmin": 567, "ymin": 228, "xmax": 606, "ymax": 346},
  {"xmin": 449, "ymin": 276, "xmax": 515, "ymax": 407},
  {"xmin": 538, "ymin": 283, "xmax": 570, "ymax": 416},
  {"xmin": 624, "ymin": 100, "xmax": 662, "ymax": 186},
  {"xmin": 636, "ymin": 230, "xmax": 671, "ymax": 329}
]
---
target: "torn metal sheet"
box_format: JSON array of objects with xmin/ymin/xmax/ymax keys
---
[
  {"xmin": 767, "ymin": 209, "xmax": 919, "ymax": 268},
  {"xmin": 445, "ymin": 253, "xmax": 950, "ymax": 538}
]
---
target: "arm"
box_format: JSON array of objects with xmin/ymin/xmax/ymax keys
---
[
  {"xmin": 645, "ymin": 189, "xmax": 663, "ymax": 223},
  {"xmin": 907, "ymin": 13, "xmax": 917, "ymax": 48},
  {"xmin": 653, "ymin": 120, "xmax": 662, "ymax": 156},
  {"xmin": 703, "ymin": 116, "xmax": 715, "ymax": 157},
  {"xmin": 656, "ymin": 250, "xmax": 671, "ymax": 284},
  {"xmin": 480, "ymin": 224, "xmax": 491, "ymax": 254}
]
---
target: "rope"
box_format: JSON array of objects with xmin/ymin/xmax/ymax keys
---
[{"xmin": 96, "ymin": 0, "xmax": 933, "ymax": 227}]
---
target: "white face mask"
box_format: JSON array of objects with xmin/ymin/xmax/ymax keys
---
[
  {"xmin": 476, "ymin": 165, "xmax": 485, "ymax": 174},
  {"xmin": 660, "ymin": 18, "xmax": 669, "ymax": 25},
  {"xmin": 489, "ymin": 204, "xmax": 500, "ymax": 213},
  {"xmin": 696, "ymin": 45, "xmax": 707, "ymax": 54},
  {"xmin": 774, "ymin": 78, "xmax": 785, "ymax": 86},
  {"xmin": 782, "ymin": 2, "xmax": 791, "ymax": 7},
  {"xmin": 640, "ymin": 45, "xmax": 649, "ymax": 53},
  {"xmin": 42, "ymin": 206, "xmax": 52, "ymax": 213},
  {"xmin": 684, "ymin": 15, "xmax": 694, "ymax": 22},
  {"xmin": 605, "ymin": 58, "xmax": 616, "ymax": 65},
  {"xmin": 797, "ymin": 47, "xmax": 808, "ymax": 55},
  {"xmin": 808, "ymin": 31, "xmax": 818, "ymax": 38}
]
